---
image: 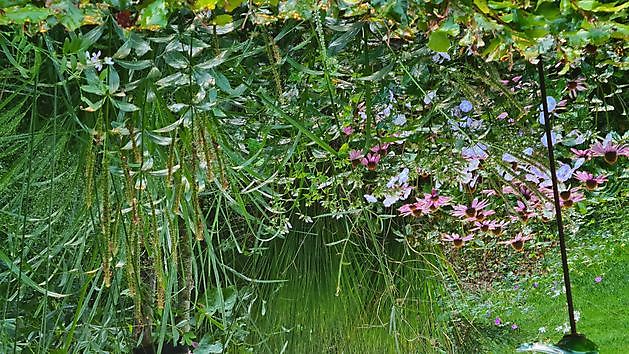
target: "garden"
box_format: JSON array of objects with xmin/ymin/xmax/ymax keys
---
[{"xmin": 0, "ymin": 0, "xmax": 627, "ymax": 353}]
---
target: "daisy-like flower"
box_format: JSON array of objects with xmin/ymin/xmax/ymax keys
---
[
  {"xmin": 349, "ymin": 150, "xmax": 363, "ymax": 168},
  {"xmin": 422, "ymin": 189, "xmax": 451, "ymax": 211},
  {"xmin": 588, "ymin": 137, "xmax": 629, "ymax": 165},
  {"xmin": 490, "ymin": 220, "xmax": 509, "ymax": 236},
  {"xmin": 574, "ymin": 171, "xmax": 607, "ymax": 190},
  {"xmin": 570, "ymin": 148, "xmax": 593, "ymax": 160},
  {"xmin": 514, "ymin": 200, "xmax": 536, "ymax": 222},
  {"xmin": 566, "ymin": 77, "xmax": 586, "ymax": 98},
  {"xmin": 560, "ymin": 191, "xmax": 585, "ymax": 208},
  {"xmin": 398, "ymin": 199, "xmax": 428, "ymax": 217},
  {"xmin": 472, "ymin": 220, "xmax": 493, "ymax": 233},
  {"xmin": 442, "ymin": 233, "xmax": 473, "ymax": 248},
  {"xmin": 474, "ymin": 209, "xmax": 495, "ymax": 222},
  {"xmin": 370, "ymin": 143, "xmax": 391, "ymax": 155},
  {"xmin": 499, "ymin": 232, "xmax": 533, "ymax": 252},
  {"xmin": 360, "ymin": 153, "xmax": 380, "ymax": 171},
  {"xmin": 451, "ymin": 198, "xmax": 490, "ymax": 220}
]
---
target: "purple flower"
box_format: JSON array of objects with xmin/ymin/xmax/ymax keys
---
[
  {"xmin": 342, "ymin": 126, "xmax": 354, "ymax": 135},
  {"xmin": 459, "ymin": 100, "xmax": 473, "ymax": 113},
  {"xmin": 511, "ymin": 324, "xmax": 518, "ymax": 330},
  {"xmin": 514, "ymin": 284, "xmax": 520, "ymax": 290},
  {"xmin": 494, "ymin": 317, "xmax": 502, "ymax": 326},
  {"xmin": 432, "ymin": 52, "xmax": 450, "ymax": 64},
  {"xmin": 594, "ymin": 276, "xmax": 602, "ymax": 283},
  {"xmin": 423, "ymin": 91, "xmax": 437, "ymax": 104},
  {"xmin": 364, "ymin": 194, "xmax": 377, "ymax": 203},
  {"xmin": 462, "ymin": 142, "xmax": 488, "ymax": 160},
  {"xmin": 533, "ymin": 282, "xmax": 539, "ymax": 288}
]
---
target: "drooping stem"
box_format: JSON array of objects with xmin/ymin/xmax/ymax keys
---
[{"xmin": 537, "ymin": 58, "xmax": 577, "ymax": 336}]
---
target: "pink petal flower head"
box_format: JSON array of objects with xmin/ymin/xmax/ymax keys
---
[
  {"xmin": 423, "ymin": 189, "xmax": 451, "ymax": 211},
  {"xmin": 442, "ymin": 233, "xmax": 473, "ymax": 248},
  {"xmin": 489, "ymin": 220, "xmax": 509, "ymax": 236},
  {"xmin": 370, "ymin": 143, "xmax": 391, "ymax": 155},
  {"xmin": 472, "ymin": 220, "xmax": 493, "ymax": 233},
  {"xmin": 499, "ymin": 232, "xmax": 533, "ymax": 252},
  {"xmin": 574, "ymin": 171, "xmax": 607, "ymax": 190},
  {"xmin": 560, "ymin": 190, "xmax": 585, "ymax": 208},
  {"xmin": 594, "ymin": 276, "xmax": 602, "ymax": 283},
  {"xmin": 570, "ymin": 148, "xmax": 593, "ymax": 160},
  {"xmin": 566, "ymin": 77, "xmax": 587, "ymax": 98},
  {"xmin": 589, "ymin": 138, "xmax": 629, "ymax": 165},
  {"xmin": 494, "ymin": 317, "xmax": 502, "ymax": 326},
  {"xmin": 399, "ymin": 199, "xmax": 428, "ymax": 217},
  {"xmin": 511, "ymin": 324, "xmax": 518, "ymax": 330},
  {"xmin": 349, "ymin": 150, "xmax": 364, "ymax": 168},
  {"xmin": 451, "ymin": 198, "xmax": 489, "ymax": 221},
  {"xmin": 342, "ymin": 126, "xmax": 354, "ymax": 136},
  {"xmin": 360, "ymin": 153, "xmax": 381, "ymax": 171}
]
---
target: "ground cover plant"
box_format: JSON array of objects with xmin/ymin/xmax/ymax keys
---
[{"xmin": 0, "ymin": 1, "xmax": 627, "ymax": 353}]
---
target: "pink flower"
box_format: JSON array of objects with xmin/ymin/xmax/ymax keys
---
[
  {"xmin": 370, "ymin": 143, "xmax": 391, "ymax": 155},
  {"xmin": 360, "ymin": 153, "xmax": 381, "ymax": 171},
  {"xmin": 342, "ymin": 126, "xmax": 354, "ymax": 135},
  {"xmin": 499, "ymin": 232, "xmax": 533, "ymax": 252},
  {"xmin": 451, "ymin": 198, "xmax": 490, "ymax": 220},
  {"xmin": 588, "ymin": 138, "xmax": 629, "ymax": 165},
  {"xmin": 560, "ymin": 190, "xmax": 585, "ymax": 208},
  {"xmin": 570, "ymin": 148, "xmax": 593, "ymax": 160},
  {"xmin": 494, "ymin": 317, "xmax": 502, "ymax": 326},
  {"xmin": 594, "ymin": 276, "xmax": 602, "ymax": 283},
  {"xmin": 349, "ymin": 150, "xmax": 364, "ymax": 168},
  {"xmin": 574, "ymin": 171, "xmax": 607, "ymax": 190},
  {"xmin": 566, "ymin": 77, "xmax": 586, "ymax": 98},
  {"xmin": 422, "ymin": 189, "xmax": 451, "ymax": 211},
  {"xmin": 442, "ymin": 233, "xmax": 473, "ymax": 248},
  {"xmin": 489, "ymin": 220, "xmax": 509, "ymax": 236},
  {"xmin": 398, "ymin": 199, "xmax": 428, "ymax": 217},
  {"xmin": 472, "ymin": 220, "xmax": 493, "ymax": 233},
  {"xmin": 514, "ymin": 200, "xmax": 536, "ymax": 222}
]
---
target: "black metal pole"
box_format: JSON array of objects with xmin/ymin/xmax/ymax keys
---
[{"xmin": 537, "ymin": 59, "xmax": 577, "ymax": 336}]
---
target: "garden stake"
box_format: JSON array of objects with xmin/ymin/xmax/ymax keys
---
[
  {"xmin": 517, "ymin": 59, "xmax": 598, "ymax": 353},
  {"xmin": 538, "ymin": 58, "xmax": 577, "ymax": 337}
]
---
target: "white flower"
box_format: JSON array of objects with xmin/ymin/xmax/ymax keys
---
[
  {"xmin": 538, "ymin": 326, "xmax": 546, "ymax": 334},
  {"xmin": 103, "ymin": 56, "xmax": 114, "ymax": 65},
  {"xmin": 574, "ymin": 311, "xmax": 580, "ymax": 322},
  {"xmin": 364, "ymin": 194, "xmax": 377, "ymax": 203},
  {"xmin": 392, "ymin": 114, "xmax": 407, "ymax": 126}
]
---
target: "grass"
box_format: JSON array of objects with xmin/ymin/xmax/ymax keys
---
[{"xmin": 466, "ymin": 198, "xmax": 628, "ymax": 353}]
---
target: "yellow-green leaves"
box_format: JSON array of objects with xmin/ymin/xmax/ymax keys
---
[{"xmin": 428, "ymin": 31, "xmax": 450, "ymax": 53}]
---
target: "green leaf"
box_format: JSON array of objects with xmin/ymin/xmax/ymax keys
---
[
  {"xmin": 0, "ymin": 248, "xmax": 69, "ymax": 298},
  {"xmin": 164, "ymin": 51, "xmax": 188, "ymax": 69},
  {"xmin": 427, "ymin": 31, "xmax": 450, "ymax": 52},
  {"xmin": 194, "ymin": 0, "xmax": 218, "ymax": 10},
  {"xmin": 108, "ymin": 66, "xmax": 120, "ymax": 94},
  {"xmin": 0, "ymin": 5, "xmax": 51, "ymax": 25},
  {"xmin": 213, "ymin": 14, "xmax": 233, "ymax": 25},
  {"xmin": 328, "ymin": 22, "xmax": 362, "ymax": 56},
  {"xmin": 138, "ymin": 0, "xmax": 168, "ymax": 28},
  {"xmin": 112, "ymin": 99, "xmax": 139, "ymax": 112}
]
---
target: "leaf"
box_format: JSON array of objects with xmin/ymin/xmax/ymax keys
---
[
  {"xmin": 213, "ymin": 14, "xmax": 233, "ymax": 26},
  {"xmin": 138, "ymin": 0, "xmax": 168, "ymax": 28},
  {"xmin": 0, "ymin": 248, "xmax": 69, "ymax": 298},
  {"xmin": 164, "ymin": 51, "xmax": 188, "ymax": 69},
  {"xmin": 327, "ymin": 22, "xmax": 362, "ymax": 56},
  {"xmin": 112, "ymin": 100, "xmax": 139, "ymax": 112},
  {"xmin": 0, "ymin": 5, "xmax": 51, "ymax": 25},
  {"xmin": 356, "ymin": 64, "xmax": 393, "ymax": 81},
  {"xmin": 116, "ymin": 59, "xmax": 152, "ymax": 71},
  {"xmin": 108, "ymin": 66, "xmax": 120, "ymax": 94},
  {"xmin": 474, "ymin": 0, "xmax": 490, "ymax": 13},
  {"xmin": 427, "ymin": 31, "xmax": 450, "ymax": 52},
  {"xmin": 194, "ymin": 0, "xmax": 218, "ymax": 10}
]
